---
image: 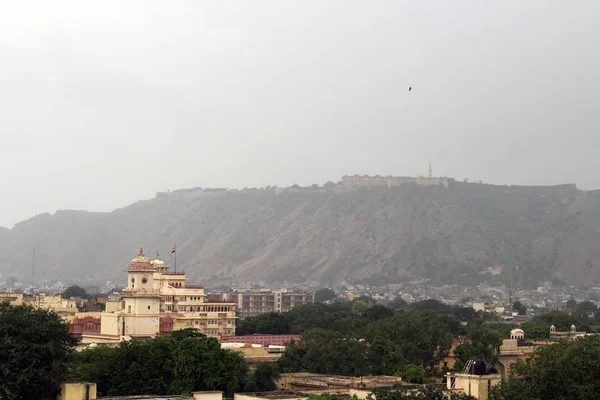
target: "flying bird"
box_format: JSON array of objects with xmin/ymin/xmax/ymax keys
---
[{"xmin": 409, "ymin": 87, "xmax": 412, "ymax": 91}]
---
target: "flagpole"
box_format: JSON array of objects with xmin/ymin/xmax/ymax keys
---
[{"xmin": 174, "ymin": 246, "xmax": 177, "ymax": 273}]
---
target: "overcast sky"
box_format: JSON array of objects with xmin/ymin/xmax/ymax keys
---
[{"xmin": 1, "ymin": 1, "xmax": 599, "ymax": 228}]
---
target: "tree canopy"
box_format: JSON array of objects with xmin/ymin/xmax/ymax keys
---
[
  {"xmin": 63, "ymin": 285, "xmax": 89, "ymax": 299},
  {"xmin": 0, "ymin": 303, "xmax": 77, "ymax": 399},
  {"xmin": 68, "ymin": 329, "xmax": 249, "ymax": 397},
  {"xmin": 314, "ymin": 288, "xmax": 337, "ymax": 303}
]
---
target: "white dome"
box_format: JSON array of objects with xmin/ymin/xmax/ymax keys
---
[{"xmin": 510, "ymin": 328, "xmax": 525, "ymax": 339}]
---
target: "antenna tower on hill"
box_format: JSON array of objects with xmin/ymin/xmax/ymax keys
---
[{"xmin": 429, "ymin": 163, "xmax": 432, "ymax": 178}]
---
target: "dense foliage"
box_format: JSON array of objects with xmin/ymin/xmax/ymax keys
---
[
  {"xmin": 490, "ymin": 336, "xmax": 600, "ymax": 400},
  {"xmin": 314, "ymin": 288, "xmax": 337, "ymax": 303},
  {"xmin": 63, "ymin": 285, "xmax": 89, "ymax": 299},
  {"xmin": 68, "ymin": 329, "xmax": 280, "ymax": 397},
  {"xmin": 0, "ymin": 303, "xmax": 77, "ymax": 400},
  {"xmin": 262, "ymin": 300, "xmax": 489, "ymax": 378}
]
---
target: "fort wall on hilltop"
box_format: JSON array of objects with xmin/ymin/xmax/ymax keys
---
[{"xmin": 341, "ymin": 174, "xmax": 454, "ymax": 189}]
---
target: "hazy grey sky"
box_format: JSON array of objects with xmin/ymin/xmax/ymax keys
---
[{"xmin": 1, "ymin": 1, "xmax": 599, "ymax": 228}]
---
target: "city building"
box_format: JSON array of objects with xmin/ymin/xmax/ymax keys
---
[
  {"xmin": 208, "ymin": 289, "xmax": 314, "ymax": 318},
  {"xmin": 220, "ymin": 342, "xmax": 282, "ymax": 364},
  {"xmin": 221, "ymin": 334, "xmax": 301, "ymax": 347},
  {"xmin": 27, "ymin": 294, "xmax": 79, "ymax": 320},
  {"xmin": 0, "ymin": 292, "xmax": 23, "ymax": 306},
  {"xmin": 79, "ymin": 246, "xmax": 236, "ymax": 345},
  {"xmin": 446, "ymin": 371, "xmax": 501, "ymax": 400}
]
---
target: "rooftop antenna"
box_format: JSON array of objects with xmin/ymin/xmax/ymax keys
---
[
  {"xmin": 429, "ymin": 163, "xmax": 432, "ymax": 178},
  {"xmin": 32, "ymin": 248, "xmax": 35, "ymax": 289}
]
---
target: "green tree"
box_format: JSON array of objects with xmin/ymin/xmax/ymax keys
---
[
  {"xmin": 63, "ymin": 285, "xmax": 89, "ymax": 299},
  {"xmin": 368, "ymin": 337, "xmax": 406, "ymax": 375},
  {"xmin": 397, "ymin": 364, "xmax": 427, "ymax": 384},
  {"xmin": 244, "ymin": 362, "xmax": 280, "ymax": 392},
  {"xmin": 454, "ymin": 326, "xmax": 502, "ymax": 372},
  {"xmin": 278, "ymin": 340, "xmax": 304, "ymax": 373},
  {"xmin": 490, "ymin": 336, "xmax": 600, "ymax": 400},
  {"xmin": 314, "ymin": 288, "xmax": 337, "ymax": 303},
  {"xmin": 388, "ymin": 297, "xmax": 408, "ymax": 310},
  {"xmin": 0, "ymin": 304, "xmax": 77, "ymax": 399},
  {"xmin": 512, "ymin": 301, "xmax": 527, "ymax": 315},
  {"xmin": 352, "ymin": 300, "xmax": 369, "ymax": 316},
  {"xmin": 519, "ymin": 321, "xmax": 550, "ymax": 340}
]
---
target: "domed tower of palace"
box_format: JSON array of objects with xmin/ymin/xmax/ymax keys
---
[{"xmin": 121, "ymin": 246, "xmax": 161, "ymax": 337}]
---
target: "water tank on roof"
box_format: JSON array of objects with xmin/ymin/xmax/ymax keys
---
[{"xmin": 473, "ymin": 360, "xmax": 486, "ymax": 375}]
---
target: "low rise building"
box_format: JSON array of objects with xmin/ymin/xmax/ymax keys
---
[
  {"xmin": 221, "ymin": 334, "xmax": 300, "ymax": 347},
  {"xmin": 446, "ymin": 372, "xmax": 501, "ymax": 400},
  {"xmin": 0, "ymin": 292, "xmax": 23, "ymax": 306},
  {"xmin": 26, "ymin": 294, "xmax": 79, "ymax": 320}
]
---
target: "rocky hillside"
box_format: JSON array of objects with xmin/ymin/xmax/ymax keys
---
[{"xmin": 2, "ymin": 182, "xmax": 600, "ymax": 288}]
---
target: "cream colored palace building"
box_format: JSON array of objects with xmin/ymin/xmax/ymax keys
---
[{"xmin": 81, "ymin": 247, "xmax": 236, "ymax": 345}]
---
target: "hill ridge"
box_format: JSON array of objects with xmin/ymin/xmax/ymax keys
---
[{"xmin": 1, "ymin": 180, "xmax": 599, "ymax": 288}]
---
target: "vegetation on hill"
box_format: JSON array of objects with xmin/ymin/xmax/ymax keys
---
[{"xmin": 3, "ymin": 182, "xmax": 600, "ymax": 286}]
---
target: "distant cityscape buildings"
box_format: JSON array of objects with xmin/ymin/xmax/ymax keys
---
[{"xmin": 207, "ymin": 288, "xmax": 314, "ymax": 319}]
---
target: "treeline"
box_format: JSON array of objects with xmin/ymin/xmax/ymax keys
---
[
  {"xmin": 0, "ymin": 304, "xmax": 280, "ymax": 399},
  {"xmin": 68, "ymin": 329, "xmax": 281, "ymax": 396},
  {"xmin": 241, "ymin": 298, "xmax": 598, "ymax": 380},
  {"xmin": 237, "ymin": 299, "xmax": 486, "ymax": 337},
  {"xmin": 3, "ymin": 297, "xmax": 599, "ymax": 399},
  {"xmin": 240, "ymin": 300, "xmax": 495, "ymax": 381}
]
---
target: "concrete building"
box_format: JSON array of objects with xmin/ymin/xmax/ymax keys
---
[
  {"xmin": 208, "ymin": 289, "xmax": 314, "ymax": 319},
  {"xmin": 446, "ymin": 372, "xmax": 501, "ymax": 400},
  {"xmin": 221, "ymin": 334, "xmax": 301, "ymax": 347},
  {"xmin": 58, "ymin": 383, "xmax": 221, "ymax": 400},
  {"xmin": 27, "ymin": 294, "xmax": 79, "ymax": 320},
  {"xmin": 80, "ymin": 246, "xmax": 236, "ymax": 345},
  {"xmin": 221, "ymin": 342, "xmax": 282, "ymax": 364},
  {"xmin": 0, "ymin": 292, "xmax": 23, "ymax": 306}
]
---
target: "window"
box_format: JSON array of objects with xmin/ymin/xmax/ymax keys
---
[
  {"xmin": 148, "ymin": 305, "xmax": 151, "ymax": 310},
  {"xmin": 142, "ymin": 276, "xmax": 148, "ymax": 284}
]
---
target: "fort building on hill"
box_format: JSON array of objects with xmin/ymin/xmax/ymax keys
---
[{"xmin": 341, "ymin": 174, "xmax": 454, "ymax": 188}]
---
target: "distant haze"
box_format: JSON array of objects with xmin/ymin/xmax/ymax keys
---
[{"xmin": 1, "ymin": 1, "xmax": 599, "ymax": 228}]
